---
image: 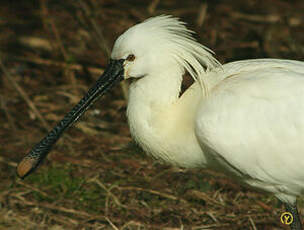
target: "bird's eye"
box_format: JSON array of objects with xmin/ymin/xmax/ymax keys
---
[{"xmin": 126, "ymin": 54, "xmax": 135, "ymax": 62}]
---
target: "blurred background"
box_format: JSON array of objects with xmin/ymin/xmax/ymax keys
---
[{"xmin": 1, "ymin": 0, "xmax": 304, "ymax": 229}]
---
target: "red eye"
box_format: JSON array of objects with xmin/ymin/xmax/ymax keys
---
[{"xmin": 126, "ymin": 54, "xmax": 135, "ymax": 62}]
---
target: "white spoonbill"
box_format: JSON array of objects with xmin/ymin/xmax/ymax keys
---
[{"xmin": 17, "ymin": 15, "xmax": 304, "ymax": 229}]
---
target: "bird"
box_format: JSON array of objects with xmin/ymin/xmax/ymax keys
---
[{"xmin": 16, "ymin": 15, "xmax": 304, "ymax": 229}]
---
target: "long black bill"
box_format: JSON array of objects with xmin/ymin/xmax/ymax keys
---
[{"xmin": 17, "ymin": 59, "xmax": 124, "ymax": 179}]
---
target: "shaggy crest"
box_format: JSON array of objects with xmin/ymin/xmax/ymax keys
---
[{"xmin": 113, "ymin": 15, "xmax": 221, "ymax": 92}]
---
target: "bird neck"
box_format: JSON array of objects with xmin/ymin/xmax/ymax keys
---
[
  {"xmin": 127, "ymin": 67, "xmax": 183, "ymax": 126},
  {"xmin": 126, "ymin": 67, "xmax": 207, "ymax": 167}
]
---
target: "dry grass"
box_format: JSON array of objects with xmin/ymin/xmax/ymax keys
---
[{"xmin": 1, "ymin": 0, "xmax": 304, "ymax": 229}]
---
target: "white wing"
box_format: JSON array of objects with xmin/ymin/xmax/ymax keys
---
[{"xmin": 195, "ymin": 59, "xmax": 304, "ymax": 202}]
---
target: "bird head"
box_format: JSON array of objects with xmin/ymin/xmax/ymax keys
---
[{"xmin": 111, "ymin": 15, "xmax": 219, "ymax": 82}]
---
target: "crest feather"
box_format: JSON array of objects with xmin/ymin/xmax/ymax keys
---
[{"xmin": 139, "ymin": 15, "xmax": 221, "ymax": 91}]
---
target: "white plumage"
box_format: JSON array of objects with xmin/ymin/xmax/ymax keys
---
[
  {"xmin": 111, "ymin": 15, "xmax": 304, "ymax": 228},
  {"xmin": 196, "ymin": 59, "xmax": 304, "ymax": 204}
]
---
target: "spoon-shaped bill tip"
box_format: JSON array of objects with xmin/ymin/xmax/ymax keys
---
[{"xmin": 17, "ymin": 157, "xmax": 37, "ymax": 179}]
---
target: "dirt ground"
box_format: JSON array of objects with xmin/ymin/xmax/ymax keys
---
[{"xmin": 1, "ymin": 0, "xmax": 304, "ymax": 229}]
